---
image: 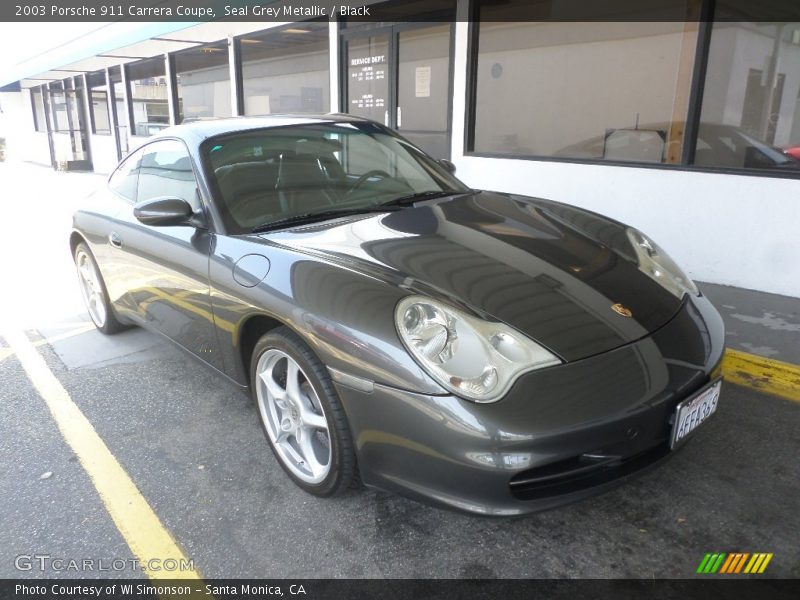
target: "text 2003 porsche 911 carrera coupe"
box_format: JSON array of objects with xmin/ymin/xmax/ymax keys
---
[{"xmin": 71, "ymin": 115, "xmax": 724, "ymax": 515}]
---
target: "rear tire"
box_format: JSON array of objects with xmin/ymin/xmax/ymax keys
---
[
  {"xmin": 251, "ymin": 327, "xmax": 357, "ymax": 496},
  {"xmin": 73, "ymin": 242, "xmax": 126, "ymax": 335}
]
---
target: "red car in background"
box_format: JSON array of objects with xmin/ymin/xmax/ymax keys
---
[{"xmin": 783, "ymin": 145, "xmax": 800, "ymax": 160}]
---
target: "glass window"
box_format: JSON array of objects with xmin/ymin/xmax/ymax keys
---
[
  {"xmin": 240, "ymin": 21, "xmax": 330, "ymax": 115},
  {"xmin": 86, "ymin": 71, "xmax": 111, "ymax": 135},
  {"xmin": 65, "ymin": 89, "xmax": 81, "ymax": 131},
  {"xmin": 31, "ymin": 87, "xmax": 47, "ymax": 132},
  {"xmin": 127, "ymin": 58, "xmax": 169, "ymax": 137},
  {"xmin": 175, "ymin": 41, "xmax": 231, "ymax": 123},
  {"xmin": 202, "ymin": 122, "xmax": 467, "ymax": 233},
  {"xmin": 90, "ymin": 90, "xmax": 111, "ymax": 134},
  {"xmin": 695, "ymin": 19, "xmax": 800, "ymax": 172},
  {"xmin": 50, "ymin": 84, "xmax": 69, "ymax": 132},
  {"xmin": 470, "ymin": 0, "xmax": 697, "ymax": 164},
  {"xmin": 108, "ymin": 148, "xmax": 142, "ymax": 202},
  {"xmin": 138, "ymin": 140, "xmax": 199, "ymax": 208},
  {"xmin": 346, "ymin": 35, "xmax": 388, "ymax": 123}
]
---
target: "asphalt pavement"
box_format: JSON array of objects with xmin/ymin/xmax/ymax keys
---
[{"xmin": 0, "ymin": 161, "xmax": 798, "ymax": 580}]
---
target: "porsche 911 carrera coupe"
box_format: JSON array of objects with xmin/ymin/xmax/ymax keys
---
[{"xmin": 71, "ymin": 115, "xmax": 724, "ymax": 515}]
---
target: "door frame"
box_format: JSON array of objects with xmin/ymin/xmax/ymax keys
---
[{"xmin": 338, "ymin": 21, "xmax": 456, "ymax": 159}]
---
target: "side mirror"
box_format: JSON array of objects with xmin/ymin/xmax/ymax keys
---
[
  {"xmin": 438, "ymin": 158, "xmax": 456, "ymax": 174},
  {"xmin": 134, "ymin": 196, "xmax": 204, "ymax": 228}
]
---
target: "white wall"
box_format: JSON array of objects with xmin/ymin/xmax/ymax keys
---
[
  {"xmin": 450, "ymin": 19, "xmax": 800, "ymax": 299},
  {"xmin": 0, "ymin": 89, "xmax": 50, "ymax": 164},
  {"xmin": 90, "ymin": 134, "xmax": 117, "ymax": 173}
]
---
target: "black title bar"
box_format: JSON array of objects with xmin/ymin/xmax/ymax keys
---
[
  {"xmin": 2, "ymin": 579, "xmax": 800, "ymax": 600},
  {"xmin": 3, "ymin": 0, "xmax": 800, "ymax": 22}
]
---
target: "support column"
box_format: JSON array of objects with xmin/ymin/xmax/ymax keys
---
[
  {"xmin": 165, "ymin": 53, "xmax": 178, "ymax": 125},
  {"xmin": 228, "ymin": 34, "xmax": 243, "ymax": 116},
  {"xmin": 119, "ymin": 65, "xmax": 136, "ymax": 149},
  {"xmin": 105, "ymin": 67, "xmax": 122, "ymax": 160},
  {"xmin": 43, "ymin": 82, "xmax": 57, "ymax": 168},
  {"xmin": 329, "ymin": 19, "xmax": 340, "ymax": 113}
]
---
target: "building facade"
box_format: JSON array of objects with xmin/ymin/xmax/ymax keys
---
[{"xmin": 1, "ymin": 0, "xmax": 799, "ymax": 297}]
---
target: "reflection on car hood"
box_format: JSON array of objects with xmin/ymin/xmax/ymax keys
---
[{"xmin": 261, "ymin": 191, "xmax": 684, "ymax": 362}]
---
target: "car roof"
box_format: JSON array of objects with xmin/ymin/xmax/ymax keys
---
[{"xmin": 152, "ymin": 113, "xmax": 375, "ymax": 144}]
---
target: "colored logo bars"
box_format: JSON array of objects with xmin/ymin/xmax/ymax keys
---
[{"xmin": 697, "ymin": 553, "xmax": 773, "ymax": 574}]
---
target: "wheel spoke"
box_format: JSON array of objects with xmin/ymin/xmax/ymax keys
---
[
  {"xmin": 92, "ymin": 294, "xmax": 106, "ymax": 322},
  {"xmin": 275, "ymin": 428, "xmax": 291, "ymax": 443},
  {"xmin": 300, "ymin": 409, "xmax": 327, "ymax": 431},
  {"xmin": 281, "ymin": 439, "xmax": 306, "ymax": 467},
  {"xmin": 76, "ymin": 252, "xmax": 107, "ymax": 328},
  {"xmin": 297, "ymin": 430, "xmax": 327, "ymax": 478},
  {"xmin": 260, "ymin": 370, "xmax": 287, "ymax": 405},
  {"xmin": 80, "ymin": 263, "xmax": 92, "ymax": 284},
  {"xmin": 286, "ymin": 360, "xmax": 301, "ymax": 403}
]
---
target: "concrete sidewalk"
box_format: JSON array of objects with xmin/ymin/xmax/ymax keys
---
[{"xmin": 700, "ymin": 282, "xmax": 800, "ymax": 366}]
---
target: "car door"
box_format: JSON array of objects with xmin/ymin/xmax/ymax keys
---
[
  {"xmin": 89, "ymin": 146, "xmax": 143, "ymax": 315},
  {"xmin": 109, "ymin": 138, "xmax": 224, "ymax": 371}
]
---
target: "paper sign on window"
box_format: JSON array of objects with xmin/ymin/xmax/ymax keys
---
[{"xmin": 415, "ymin": 66, "xmax": 431, "ymax": 98}]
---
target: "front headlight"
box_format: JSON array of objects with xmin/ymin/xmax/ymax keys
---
[
  {"xmin": 626, "ymin": 228, "xmax": 699, "ymax": 298},
  {"xmin": 395, "ymin": 296, "xmax": 561, "ymax": 403}
]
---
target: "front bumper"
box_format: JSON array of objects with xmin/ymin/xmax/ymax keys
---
[{"xmin": 335, "ymin": 294, "xmax": 725, "ymax": 515}]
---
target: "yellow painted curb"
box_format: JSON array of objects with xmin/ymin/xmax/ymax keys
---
[{"xmin": 722, "ymin": 348, "xmax": 800, "ymax": 403}]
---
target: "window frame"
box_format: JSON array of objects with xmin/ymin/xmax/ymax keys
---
[
  {"xmin": 49, "ymin": 82, "xmax": 69, "ymax": 133},
  {"xmin": 173, "ymin": 40, "xmax": 232, "ymax": 124},
  {"xmin": 237, "ymin": 19, "xmax": 332, "ymax": 117},
  {"xmin": 88, "ymin": 90, "xmax": 112, "ymax": 135},
  {"xmin": 463, "ymin": 0, "xmax": 800, "ymax": 181},
  {"xmin": 125, "ymin": 56, "xmax": 170, "ymax": 137},
  {"xmin": 30, "ymin": 87, "xmax": 47, "ymax": 133}
]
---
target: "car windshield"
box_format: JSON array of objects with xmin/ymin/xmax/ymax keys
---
[{"xmin": 201, "ymin": 121, "xmax": 469, "ymax": 234}]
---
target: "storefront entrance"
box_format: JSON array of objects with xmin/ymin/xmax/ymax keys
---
[{"xmin": 342, "ymin": 22, "xmax": 453, "ymax": 160}]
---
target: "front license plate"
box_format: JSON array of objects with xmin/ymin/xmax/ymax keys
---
[{"xmin": 670, "ymin": 378, "xmax": 722, "ymax": 449}]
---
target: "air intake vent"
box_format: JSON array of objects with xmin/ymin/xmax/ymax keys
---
[{"xmin": 509, "ymin": 443, "xmax": 670, "ymax": 501}]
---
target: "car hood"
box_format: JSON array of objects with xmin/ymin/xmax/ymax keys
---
[{"xmin": 261, "ymin": 191, "xmax": 684, "ymax": 362}]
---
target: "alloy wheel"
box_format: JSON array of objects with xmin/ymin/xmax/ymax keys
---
[
  {"xmin": 75, "ymin": 249, "xmax": 107, "ymax": 328},
  {"xmin": 255, "ymin": 349, "xmax": 332, "ymax": 484}
]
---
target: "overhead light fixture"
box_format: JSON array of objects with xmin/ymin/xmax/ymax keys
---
[
  {"xmin": 240, "ymin": 39, "xmax": 263, "ymax": 45},
  {"xmin": 283, "ymin": 28, "xmax": 310, "ymax": 34}
]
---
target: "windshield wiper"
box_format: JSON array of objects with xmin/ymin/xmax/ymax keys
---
[
  {"xmin": 251, "ymin": 190, "xmax": 468, "ymax": 233},
  {"xmin": 251, "ymin": 206, "xmax": 400, "ymax": 234},
  {"xmin": 379, "ymin": 190, "xmax": 462, "ymax": 208}
]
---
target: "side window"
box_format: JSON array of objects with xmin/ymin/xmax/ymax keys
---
[
  {"xmin": 108, "ymin": 149, "xmax": 142, "ymax": 203},
  {"xmin": 137, "ymin": 140, "xmax": 200, "ymax": 209}
]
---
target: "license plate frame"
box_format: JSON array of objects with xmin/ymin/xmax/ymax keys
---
[{"xmin": 670, "ymin": 377, "xmax": 722, "ymax": 449}]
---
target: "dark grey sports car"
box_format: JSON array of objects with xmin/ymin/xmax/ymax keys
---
[{"xmin": 71, "ymin": 115, "xmax": 724, "ymax": 515}]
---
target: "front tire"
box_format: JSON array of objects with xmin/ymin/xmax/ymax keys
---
[
  {"xmin": 251, "ymin": 327, "xmax": 356, "ymax": 496},
  {"xmin": 73, "ymin": 242, "xmax": 126, "ymax": 335}
]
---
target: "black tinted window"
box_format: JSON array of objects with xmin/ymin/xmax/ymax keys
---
[
  {"xmin": 108, "ymin": 149, "xmax": 141, "ymax": 202},
  {"xmin": 137, "ymin": 140, "xmax": 199, "ymax": 208}
]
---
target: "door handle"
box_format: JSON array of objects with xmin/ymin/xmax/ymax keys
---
[
  {"xmin": 397, "ymin": 106, "xmax": 402, "ymax": 128},
  {"xmin": 384, "ymin": 109, "xmax": 389, "ymax": 126},
  {"xmin": 109, "ymin": 232, "xmax": 122, "ymax": 249}
]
